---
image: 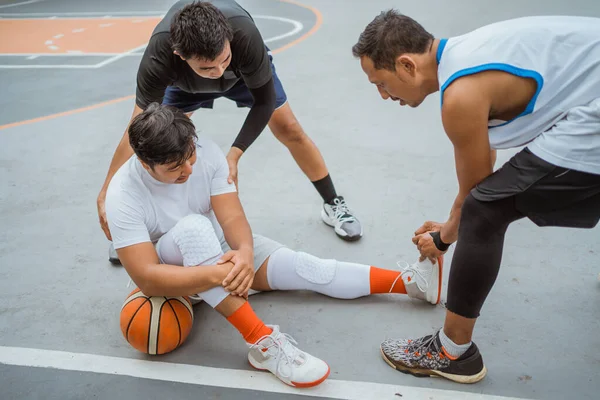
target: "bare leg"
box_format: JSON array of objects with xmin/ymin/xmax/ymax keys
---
[
  {"xmin": 251, "ymin": 257, "xmax": 273, "ymax": 292},
  {"xmin": 443, "ymin": 311, "xmax": 477, "ymax": 345},
  {"xmin": 268, "ymin": 103, "xmax": 329, "ymax": 181}
]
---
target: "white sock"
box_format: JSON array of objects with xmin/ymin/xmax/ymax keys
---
[
  {"xmin": 266, "ymin": 247, "xmax": 371, "ymax": 299},
  {"xmin": 439, "ymin": 329, "xmax": 471, "ymax": 358}
]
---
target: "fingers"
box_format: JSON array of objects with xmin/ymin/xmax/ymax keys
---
[
  {"xmin": 414, "ymin": 222, "xmax": 431, "ymax": 236},
  {"xmin": 225, "ymin": 269, "xmax": 247, "ymax": 293},
  {"xmin": 222, "ymin": 262, "xmax": 241, "ymax": 286},
  {"xmin": 218, "ymin": 251, "xmax": 236, "ymax": 265},
  {"xmin": 233, "ymin": 274, "xmax": 253, "ymax": 296},
  {"xmin": 100, "ymin": 217, "xmax": 112, "ymax": 241}
]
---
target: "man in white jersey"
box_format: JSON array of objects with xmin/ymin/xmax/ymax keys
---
[
  {"xmin": 353, "ymin": 12, "xmax": 600, "ymax": 383},
  {"xmin": 105, "ymin": 103, "xmax": 443, "ymax": 388}
]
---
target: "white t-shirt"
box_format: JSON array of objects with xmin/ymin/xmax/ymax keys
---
[{"xmin": 105, "ymin": 136, "xmax": 236, "ymax": 250}]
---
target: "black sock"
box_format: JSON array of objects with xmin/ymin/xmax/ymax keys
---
[{"xmin": 312, "ymin": 174, "xmax": 338, "ymax": 204}]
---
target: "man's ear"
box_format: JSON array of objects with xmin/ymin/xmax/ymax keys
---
[
  {"xmin": 173, "ymin": 50, "xmax": 185, "ymax": 61},
  {"xmin": 395, "ymin": 55, "xmax": 417, "ymax": 77},
  {"xmin": 139, "ymin": 160, "xmax": 153, "ymax": 172}
]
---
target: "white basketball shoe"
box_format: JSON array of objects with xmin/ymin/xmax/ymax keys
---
[
  {"xmin": 400, "ymin": 256, "xmax": 444, "ymax": 305},
  {"xmin": 248, "ymin": 325, "xmax": 330, "ymax": 388}
]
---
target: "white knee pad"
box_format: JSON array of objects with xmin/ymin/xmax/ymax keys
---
[
  {"xmin": 267, "ymin": 248, "xmax": 371, "ymax": 299},
  {"xmin": 171, "ymin": 214, "xmax": 223, "ymax": 266},
  {"xmin": 294, "ymin": 251, "xmax": 337, "ymax": 284}
]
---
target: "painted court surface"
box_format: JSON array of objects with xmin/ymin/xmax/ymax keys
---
[{"xmin": 0, "ymin": 0, "xmax": 599, "ymax": 399}]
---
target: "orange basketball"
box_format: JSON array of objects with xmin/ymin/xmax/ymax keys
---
[{"xmin": 120, "ymin": 288, "xmax": 194, "ymax": 355}]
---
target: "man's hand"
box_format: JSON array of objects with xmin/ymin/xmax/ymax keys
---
[
  {"xmin": 413, "ymin": 221, "xmax": 446, "ymax": 262},
  {"xmin": 218, "ymin": 247, "xmax": 254, "ymax": 297},
  {"xmin": 97, "ymin": 190, "xmax": 112, "ymax": 241},
  {"xmin": 412, "ymin": 232, "xmax": 446, "ymax": 262},
  {"xmin": 226, "ymin": 147, "xmax": 243, "ymax": 189},
  {"xmin": 414, "ymin": 220, "xmax": 444, "ymax": 236}
]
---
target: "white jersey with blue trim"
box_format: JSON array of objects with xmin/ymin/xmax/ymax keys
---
[{"xmin": 437, "ymin": 16, "xmax": 600, "ymax": 174}]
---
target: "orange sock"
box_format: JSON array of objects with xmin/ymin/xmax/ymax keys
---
[
  {"xmin": 369, "ymin": 266, "xmax": 406, "ymax": 294},
  {"xmin": 226, "ymin": 302, "xmax": 273, "ymax": 344}
]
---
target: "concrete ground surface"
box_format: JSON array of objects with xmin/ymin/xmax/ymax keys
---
[{"xmin": 1, "ymin": 0, "xmax": 599, "ymax": 399}]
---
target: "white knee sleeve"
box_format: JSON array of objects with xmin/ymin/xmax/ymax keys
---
[
  {"xmin": 170, "ymin": 214, "xmax": 223, "ymax": 267},
  {"xmin": 295, "ymin": 251, "xmax": 337, "ymax": 284},
  {"xmin": 267, "ymin": 247, "xmax": 371, "ymax": 299},
  {"xmin": 156, "ymin": 215, "xmax": 228, "ymax": 308}
]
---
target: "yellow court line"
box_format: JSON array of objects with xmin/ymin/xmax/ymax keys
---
[{"xmin": 0, "ymin": 0, "xmax": 323, "ymax": 131}]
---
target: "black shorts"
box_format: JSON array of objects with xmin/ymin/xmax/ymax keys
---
[{"xmin": 471, "ymin": 148, "xmax": 600, "ymax": 228}]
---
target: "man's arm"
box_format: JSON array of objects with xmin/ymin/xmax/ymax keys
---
[
  {"xmin": 231, "ymin": 78, "xmax": 277, "ymax": 153},
  {"xmin": 117, "ymin": 242, "xmax": 232, "ymax": 297},
  {"xmin": 212, "ymin": 192, "xmax": 254, "ymax": 252},
  {"xmin": 438, "ymin": 81, "xmax": 494, "ymax": 244},
  {"xmin": 224, "ymin": 18, "xmax": 276, "ymax": 184},
  {"xmin": 225, "ymin": 78, "xmax": 276, "ymax": 185},
  {"xmin": 96, "ymin": 105, "xmax": 143, "ymax": 240},
  {"xmin": 211, "ymin": 192, "xmax": 255, "ymax": 295}
]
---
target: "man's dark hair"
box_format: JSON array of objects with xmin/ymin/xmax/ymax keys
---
[
  {"xmin": 128, "ymin": 103, "xmax": 197, "ymax": 169},
  {"xmin": 171, "ymin": 1, "xmax": 233, "ymax": 60},
  {"xmin": 352, "ymin": 10, "xmax": 433, "ymax": 70}
]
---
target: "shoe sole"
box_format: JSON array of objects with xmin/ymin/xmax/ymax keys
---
[
  {"xmin": 109, "ymin": 257, "xmax": 122, "ymax": 266},
  {"xmin": 431, "ymin": 256, "xmax": 443, "ymax": 305},
  {"xmin": 320, "ymin": 209, "xmax": 363, "ymax": 241},
  {"xmin": 248, "ymin": 360, "xmax": 331, "ymax": 388},
  {"xmin": 380, "ymin": 347, "xmax": 487, "ymax": 384}
]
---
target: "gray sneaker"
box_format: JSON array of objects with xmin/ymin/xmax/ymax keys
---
[
  {"xmin": 321, "ymin": 196, "xmax": 363, "ymax": 241},
  {"xmin": 108, "ymin": 243, "xmax": 121, "ymax": 265}
]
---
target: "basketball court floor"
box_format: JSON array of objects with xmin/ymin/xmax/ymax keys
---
[{"xmin": 1, "ymin": 0, "xmax": 599, "ymax": 399}]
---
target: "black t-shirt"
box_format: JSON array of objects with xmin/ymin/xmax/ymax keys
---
[{"xmin": 135, "ymin": 0, "xmax": 272, "ymax": 109}]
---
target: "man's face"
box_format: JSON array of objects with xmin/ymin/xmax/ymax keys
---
[
  {"xmin": 360, "ymin": 56, "xmax": 426, "ymax": 108},
  {"xmin": 143, "ymin": 149, "xmax": 197, "ymax": 184},
  {"xmin": 180, "ymin": 41, "xmax": 232, "ymax": 79}
]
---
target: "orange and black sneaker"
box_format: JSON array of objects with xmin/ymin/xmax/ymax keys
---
[{"xmin": 380, "ymin": 330, "xmax": 487, "ymax": 384}]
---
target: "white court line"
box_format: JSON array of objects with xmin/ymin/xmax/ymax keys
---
[
  {"xmin": 0, "ymin": 15, "xmax": 303, "ymax": 69},
  {"xmin": 0, "ymin": 346, "xmax": 531, "ymax": 400},
  {"xmin": 257, "ymin": 15, "xmax": 303, "ymax": 43},
  {"xmin": 0, "ymin": 0, "xmax": 45, "ymax": 9},
  {"xmin": 92, "ymin": 43, "xmax": 148, "ymax": 68},
  {"xmin": 0, "ymin": 52, "xmax": 141, "ymax": 56},
  {"xmin": 0, "ymin": 11, "xmax": 165, "ymax": 18}
]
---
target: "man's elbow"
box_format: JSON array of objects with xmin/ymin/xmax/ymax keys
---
[{"xmin": 131, "ymin": 271, "xmax": 161, "ymax": 297}]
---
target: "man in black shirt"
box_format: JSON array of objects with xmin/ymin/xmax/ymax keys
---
[{"xmin": 96, "ymin": 0, "xmax": 363, "ymax": 256}]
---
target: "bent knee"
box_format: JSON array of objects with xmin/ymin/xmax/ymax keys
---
[
  {"xmin": 173, "ymin": 214, "xmax": 216, "ymax": 239},
  {"xmin": 459, "ymin": 195, "xmax": 514, "ymax": 237},
  {"xmin": 271, "ymin": 117, "xmax": 306, "ymax": 144},
  {"xmin": 171, "ymin": 215, "xmax": 222, "ymax": 264}
]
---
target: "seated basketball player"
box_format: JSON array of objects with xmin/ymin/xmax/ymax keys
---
[{"xmin": 105, "ymin": 103, "xmax": 443, "ymax": 388}]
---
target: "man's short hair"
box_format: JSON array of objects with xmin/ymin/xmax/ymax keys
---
[
  {"xmin": 170, "ymin": 1, "xmax": 234, "ymax": 60},
  {"xmin": 128, "ymin": 103, "xmax": 197, "ymax": 169},
  {"xmin": 352, "ymin": 10, "xmax": 433, "ymax": 70}
]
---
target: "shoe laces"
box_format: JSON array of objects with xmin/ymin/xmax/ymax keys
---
[
  {"xmin": 329, "ymin": 197, "xmax": 355, "ymax": 223},
  {"xmin": 408, "ymin": 331, "xmax": 443, "ymax": 360},
  {"xmin": 397, "ymin": 260, "xmax": 430, "ymax": 292},
  {"xmin": 251, "ymin": 330, "xmax": 305, "ymax": 379}
]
